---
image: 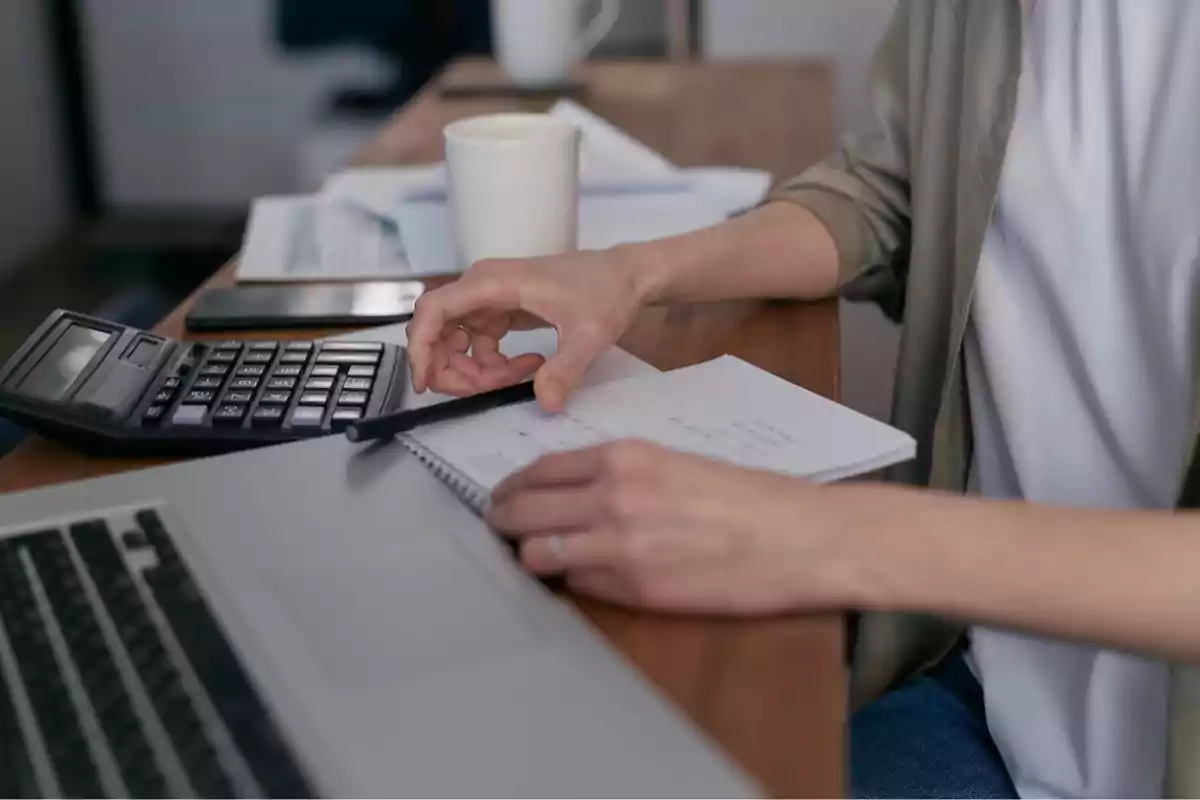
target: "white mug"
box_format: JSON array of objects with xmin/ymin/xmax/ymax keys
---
[
  {"xmin": 490, "ymin": 0, "xmax": 622, "ymax": 87},
  {"xmin": 444, "ymin": 113, "xmax": 581, "ymax": 269}
]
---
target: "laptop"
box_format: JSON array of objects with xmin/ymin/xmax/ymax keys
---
[{"xmin": 0, "ymin": 336, "xmax": 757, "ymax": 797}]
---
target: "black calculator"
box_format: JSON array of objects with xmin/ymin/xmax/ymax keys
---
[{"xmin": 0, "ymin": 310, "xmax": 407, "ymax": 456}]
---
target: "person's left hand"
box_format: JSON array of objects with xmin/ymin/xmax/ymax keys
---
[{"xmin": 485, "ymin": 439, "xmax": 853, "ymax": 615}]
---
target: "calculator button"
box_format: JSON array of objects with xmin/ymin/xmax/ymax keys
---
[
  {"xmin": 216, "ymin": 340, "xmax": 242, "ymax": 349},
  {"xmin": 285, "ymin": 342, "xmax": 314, "ymax": 351},
  {"xmin": 162, "ymin": 377, "xmax": 182, "ymax": 389},
  {"xmin": 331, "ymin": 407, "xmax": 363, "ymax": 423},
  {"xmin": 154, "ymin": 390, "xmax": 175, "ymax": 404},
  {"xmin": 260, "ymin": 391, "xmax": 292, "ymax": 405},
  {"xmin": 267, "ymin": 378, "xmax": 296, "ymax": 390},
  {"xmin": 249, "ymin": 341, "xmax": 278, "ymax": 351},
  {"xmin": 342, "ymin": 378, "xmax": 372, "ymax": 392},
  {"xmin": 337, "ymin": 391, "xmax": 369, "ymax": 406},
  {"xmin": 229, "ymin": 377, "xmax": 260, "ymax": 390},
  {"xmin": 242, "ymin": 351, "xmax": 274, "ymax": 364},
  {"xmin": 251, "ymin": 406, "xmax": 286, "ymax": 427},
  {"xmin": 170, "ymin": 405, "xmax": 208, "ymax": 427},
  {"xmin": 347, "ymin": 365, "xmax": 376, "ymax": 378},
  {"xmin": 299, "ymin": 392, "xmax": 329, "ymax": 406},
  {"xmin": 236, "ymin": 365, "xmax": 266, "ymax": 377},
  {"xmin": 192, "ymin": 377, "xmax": 223, "ymax": 390},
  {"xmin": 199, "ymin": 364, "xmax": 229, "ymax": 377},
  {"xmin": 304, "ymin": 378, "xmax": 334, "ymax": 391},
  {"xmin": 309, "ymin": 365, "xmax": 339, "ymax": 378},
  {"xmin": 208, "ymin": 350, "xmax": 239, "ymax": 363},
  {"xmin": 213, "ymin": 405, "xmax": 247, "ymax": 425},
  {"xmin": 280, "ymin": 352, "xmax": 309, "ymax": 364},
  {"xmin": 273, "ymin": 365, "xmax": 303, "ymax": 377},
  {"xmin": 143, "ymin": 405, "xmax": 167, "ymax": 425},
  {"xmin": 225, "ymin": 390, "xmax": 254, "ymax": 404},
  {"xmin": 288, "ymin": 406, "xmax": 325, "ymax": 429},
  {"xmin": 319, "ymin": 342, "xmax": 384, "ymax": 353},
  {"xmin": 184, "ymin": 390, "xmax": 215, "ymax": 404},
  {"xmin": 315, "ymin": 352, "xmax": 380, "ymax": 365}
]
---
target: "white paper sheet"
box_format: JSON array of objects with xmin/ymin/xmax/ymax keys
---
[
  {"xmin": 235, "ymin": 195, "xmax": 457, "ymax": 283},
  {"xmin": 407, "ymin": 355, "xmax": 916, "ymax": 490},
  {"xmin": 247, "ymin": 100, "xmax": 776, "ymax": 283}
]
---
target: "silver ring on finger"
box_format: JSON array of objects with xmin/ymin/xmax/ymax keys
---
[{"xmin": 546, "ymin": 534, "xmax": 567, "ymax": 568}]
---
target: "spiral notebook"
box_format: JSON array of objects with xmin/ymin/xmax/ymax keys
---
[{"xmin": 399, "ymin": 356, "xmax": 916, "ymax": 514}]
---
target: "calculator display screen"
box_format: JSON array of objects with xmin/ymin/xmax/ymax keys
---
[{"xmin": 19, "ymin": 325, "xmax": 112, "ymax": 401}]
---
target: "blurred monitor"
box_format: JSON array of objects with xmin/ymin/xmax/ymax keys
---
[{"xmin": 275, "ymin": 0, "xmax": 493, "ymax": 114}]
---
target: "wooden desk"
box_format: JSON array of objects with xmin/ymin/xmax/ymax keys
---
[{"xmin": 0, "ymin": 59, "xmax": 844, "ymax": 797}]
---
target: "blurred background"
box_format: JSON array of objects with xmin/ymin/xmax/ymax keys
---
[{"xmin": 0, "ymin": 0, "xmax": 897, "ymax": 419}]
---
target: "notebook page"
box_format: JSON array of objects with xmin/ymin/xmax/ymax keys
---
[{"xmin": 408, "ymin": 356, "xmax": 915, "ymax": 492}]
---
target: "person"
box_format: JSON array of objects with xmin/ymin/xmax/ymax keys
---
[{"xmin": 405, "ymin": 1, "xmax": 1200, "ymax": 797}]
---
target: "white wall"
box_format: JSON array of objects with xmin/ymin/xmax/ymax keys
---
[
  {"xmin": 0, "ymin": 0, "xmax": 71, "ymax": 278},
  {"xmin": 83, "ymin": 0, "xmax": 666, "ymax": 209},
  {"xmin": 704, "ymin": 0, "xmax": 896, "ymax": 133},
  {"xmin": 703, "ymin": 0, "xmax": 900, "ymax": 420},
  {"xmin": 82, "ymin": 0, "xmax": 390, "ymax": 209}
]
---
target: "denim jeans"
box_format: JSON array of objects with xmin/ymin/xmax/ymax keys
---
[{"xmin": 850, "ymin": 647, "xmax": 1018, "ymax": 799}]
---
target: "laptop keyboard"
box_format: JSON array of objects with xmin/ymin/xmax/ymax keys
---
[{"xmin": 0, "ymin": 509, "xmax": 314, "ymax": 798}]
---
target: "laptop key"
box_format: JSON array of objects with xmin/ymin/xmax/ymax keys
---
[
  {"xmin": 0, "ymin": 607, "xmax": 37, "ymax": 798},
  {"xmin": 70, "ymin": 520, "xmax": 234, "ymax": 798},
  {"xmin": 24, "ymin": 533, "xmax": 167, "ymax": 798},
  {"xmin": 136, "ymin": 510, "xmax": 314, "ymax": 798},
  {"xmin": 0, "ymin": 539, "xmax": 104, "ymax": 798}
]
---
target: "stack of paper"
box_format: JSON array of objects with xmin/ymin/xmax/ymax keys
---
[{"xmin": 236, "ymin": 101, "xmax": 774, "ymax": 283}]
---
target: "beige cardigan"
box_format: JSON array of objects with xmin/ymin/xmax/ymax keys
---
[{"xmin": 768, "ymin": 0, "xmax": 1200, "ymax": 794}]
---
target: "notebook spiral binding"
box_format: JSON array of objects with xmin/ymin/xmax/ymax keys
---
[{"xmin": 398, "ymin": 434, "xmax": 491, "ymax": 514}]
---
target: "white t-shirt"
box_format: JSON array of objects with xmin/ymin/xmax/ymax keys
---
[{"xmin": 964, "ymin": 1, "xmax": 1200, "ymax": 796}]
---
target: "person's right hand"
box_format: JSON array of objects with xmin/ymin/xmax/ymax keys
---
[{"xmin": 406, "ymin": 247, "xmax": 651, "ymax": 412}]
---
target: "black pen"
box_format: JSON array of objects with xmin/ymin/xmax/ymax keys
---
[{"xmin": 344, "ymin": 381, "xmax": 537, "ymax": 442}]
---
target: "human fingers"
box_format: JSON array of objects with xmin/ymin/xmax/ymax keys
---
[
  {"xmin": 486, "ymin": 487, "xmax": 599, "ymax": 534},
  {"xmin": 426, "ymin": 352, "xmax": 545, "ymax": 396},
  {"xmin": 518, "ymin": 532, "xmax": 626, "ymax": 575},
  {"xmin": 491, "ymin": 446, "xmax": 610, "ymax": 502},
  {"xmin": 407, "ymin": 276, "xmax": 518, "ymax": 392},
  {"xmin": 533, "ymin": 322, "xmax": 616, "ymax": 412}
]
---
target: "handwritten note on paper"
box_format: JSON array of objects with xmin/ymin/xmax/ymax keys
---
[{"xmin": 407, "ymin": 356, "xmax": 917, "ymax": 492}]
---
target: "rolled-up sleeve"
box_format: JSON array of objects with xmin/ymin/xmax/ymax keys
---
[{"xmin": 767, "ymin": 2, "xmax": 915, "ymax": 311}]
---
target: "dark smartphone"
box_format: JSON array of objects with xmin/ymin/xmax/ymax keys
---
[{"xmin": 185, "ymin": 282, "xmax": 424, "ymax": 332}]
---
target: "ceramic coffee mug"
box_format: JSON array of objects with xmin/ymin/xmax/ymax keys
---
[
  {"xmin": 444, "ymin": 113, "xmax": 581, "ymax": 268},
  {"xmin": 490, "ymin": 0, "xmax": 621, "ymax": 87}
]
